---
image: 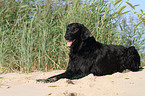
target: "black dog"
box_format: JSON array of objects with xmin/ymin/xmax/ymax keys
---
[{"xmin": 37, "ymin": 23, "xmax": 141, "ymax": 83}]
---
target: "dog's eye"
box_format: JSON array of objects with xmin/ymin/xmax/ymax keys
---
[{"xmin": 73, "ymin": 28, "xmax": 79, "ymax": 32}]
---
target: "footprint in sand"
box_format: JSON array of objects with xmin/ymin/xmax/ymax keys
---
[{"xmin": 0, "ymin": 84, "xmax": 10, "ymax": 89}]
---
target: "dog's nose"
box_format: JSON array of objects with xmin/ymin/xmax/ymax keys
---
[{"xmin": 64, "ymin": 34, "xmax": 69, "ymax": 40}]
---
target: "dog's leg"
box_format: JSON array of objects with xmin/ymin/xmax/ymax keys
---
[
  {"xmin": 36, "ymin": 71, "xmax": 88, "ymax": 83},
  {"xmin": 36, "ymin": 72, "xmax": 71, "ymax": 83},
  {"xmin": 65, "ymin": 71, "xmax": 89, "ymax": 80},
  {"xmin": 36, "ymin": 75, "xmax": 60, "ymax": 83}
]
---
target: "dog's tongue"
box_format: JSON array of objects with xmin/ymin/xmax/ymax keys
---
[{"xmin": 67, "ymin": 41, "xmax": 73, "ymax": 47}]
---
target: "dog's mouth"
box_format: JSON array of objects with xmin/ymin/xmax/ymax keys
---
[{"xmin": 67, "ymin": 40, "xmax": 75, "ymax": 47}]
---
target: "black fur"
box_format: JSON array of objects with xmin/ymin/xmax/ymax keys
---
[{"xmin": 37, "ymin": 23, "xmax": 141, "ymax": 83}]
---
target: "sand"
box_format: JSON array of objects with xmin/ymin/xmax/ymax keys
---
[{"xmin": 0, "ymin": 68, "xmax": 145, "ymax": 96}]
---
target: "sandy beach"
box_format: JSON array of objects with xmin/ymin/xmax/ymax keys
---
[{"xmin": 0, "ymin": 68, "xmax": 145, "ymax": 96}]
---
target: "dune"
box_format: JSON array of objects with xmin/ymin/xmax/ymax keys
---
[{"xmin": 0, "ymin": 68, "xmax": 145, "ymax": 96}]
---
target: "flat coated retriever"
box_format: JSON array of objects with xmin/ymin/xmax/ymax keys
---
[{"xmin": 37, "ymin": 23, "xmax": 141, "ymax": 83}]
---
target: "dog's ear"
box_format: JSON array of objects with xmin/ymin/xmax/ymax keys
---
[{"xmin": 80, "ymin": 24, "xmax": 91, "ymax": 40}]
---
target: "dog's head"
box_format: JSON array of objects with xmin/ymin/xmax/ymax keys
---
[{"xmin": 64, "ymin": 23, "xmax": 90, "ymax": 47}]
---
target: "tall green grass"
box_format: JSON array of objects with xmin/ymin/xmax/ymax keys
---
[{"xmin": 0, "ymin": 0, "xmax": 144, "ymax": 73}]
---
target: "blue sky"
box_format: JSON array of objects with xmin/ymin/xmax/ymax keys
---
[{"xmin": 122, "ymin": 0, "xmax": 145, "ymax": 14}]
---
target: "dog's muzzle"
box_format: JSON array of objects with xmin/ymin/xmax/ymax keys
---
[{"xmin": 67, "ymin": 40, "xmax": 75, "ymax": 47}]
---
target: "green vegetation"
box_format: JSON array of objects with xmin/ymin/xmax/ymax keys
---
[{"xmin": 0, "ymin": 0, "xmax": 144, "ymax": 73}]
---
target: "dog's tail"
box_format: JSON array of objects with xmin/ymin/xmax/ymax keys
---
[{"xmin": 126, "ymin": 46, "xmax": 141, "ymax": 71}]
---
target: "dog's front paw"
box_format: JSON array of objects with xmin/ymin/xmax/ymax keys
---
[
  {"xmin": 36, "ymin": 79, "xmax": 49, "ymax": 83},
  {"xmin": 36, "ymin": 77, "xmax": 58, "ymax": 83}
]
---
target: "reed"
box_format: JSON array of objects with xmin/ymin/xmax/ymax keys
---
[{"xmin": 0, "ymin": 0, "xmax": 144, "ymax": 73}]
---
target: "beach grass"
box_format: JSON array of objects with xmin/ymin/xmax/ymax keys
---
[{"xmin": 0, "ymin": 0, "xmax": 144, "ymax": 73}]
